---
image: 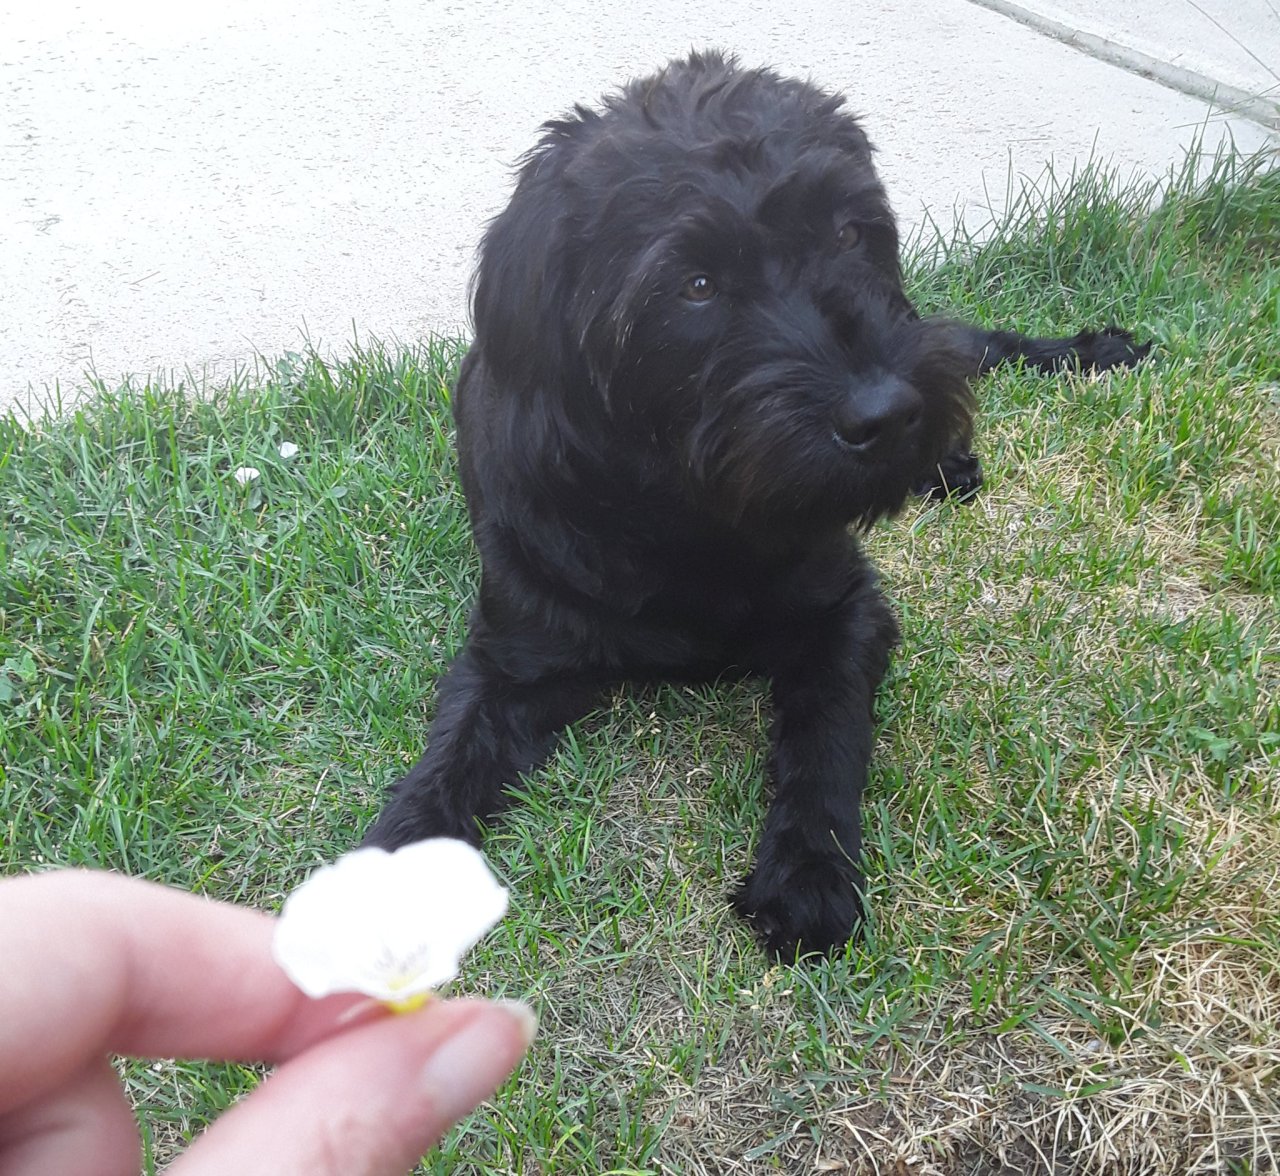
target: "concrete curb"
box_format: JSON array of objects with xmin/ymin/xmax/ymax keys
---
[{"xmin": 966, "ymin": 0, "xmax": 1280, "ymax": 134}]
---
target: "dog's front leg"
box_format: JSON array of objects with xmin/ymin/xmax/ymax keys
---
[
  {"xmin": 915, "ymin": 322, "xmax": 1151, "ymax": 502},
  {"xmin": 958, "ymin": 323, "xmax": 1151, "ymax": 377},
  {"xmin": 362, "ymin": 639, "xmax": 602, "ymax": 850},
  {"xmin": 732, "ymin": 577, "xmax": 900, "ymax": 956}
]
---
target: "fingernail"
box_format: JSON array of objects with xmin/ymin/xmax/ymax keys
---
[
  {"xmin": 493, "ymin": 999, "xmax": 539, "ymax": 1048},
  {"xmin": 417, "ymin": 1002, "xmax": 537, "ymax": 1121}
]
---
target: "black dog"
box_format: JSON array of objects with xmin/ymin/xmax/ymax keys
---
[{"xmin": 364, "ymin": 52, "xmax": 1148, "ymax": 954}]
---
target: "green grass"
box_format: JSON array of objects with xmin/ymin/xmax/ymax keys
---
[{"xmin": 2, "ymin": 149, "xmax": 1278, "ymax": 1174}]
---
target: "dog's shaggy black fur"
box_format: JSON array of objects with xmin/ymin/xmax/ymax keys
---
[{"xmin": 364, "ymin": 52, "xmax": 1148, "ymax": 954}]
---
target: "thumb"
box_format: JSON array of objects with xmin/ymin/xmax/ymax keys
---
[{"xmin": 169, "ymin": 999, "xmax": 536, "ymax": 1176}]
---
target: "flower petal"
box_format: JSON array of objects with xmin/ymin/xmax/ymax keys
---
[{"xmin": 272, "ymin": 839, "xmax": 509, "ymax": 1003}]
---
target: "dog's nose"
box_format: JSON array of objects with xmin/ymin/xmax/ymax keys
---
[{"xmin": 834, "ymin": 376, "xmax": 923, "ymax": 452}]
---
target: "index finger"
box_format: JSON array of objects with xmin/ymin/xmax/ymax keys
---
[{"xmin": 0, "ymin": 869, "xmax": 377, "ymax": 1113}]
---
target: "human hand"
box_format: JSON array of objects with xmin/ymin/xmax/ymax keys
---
[{"xmin": 0, "ymin": 869, "xmax": 534, "ymax": 1176}]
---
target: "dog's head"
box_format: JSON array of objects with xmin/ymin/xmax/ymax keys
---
[{"xmin": 471, "ymin": 51, "xmax": 974, "ymax": 534}]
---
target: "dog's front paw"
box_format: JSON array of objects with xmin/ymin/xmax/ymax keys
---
[
  {"xmin": 362, "ymin": 791, "xmax": 482, "ymax": 851},
  {"xmin": 913, "ymin": 448, "xmax": 983, "ymax": 502},
  {"xmin": 1070, "ymin": 326, "xmax": 1153, "ymax": 372},
  {"xmin": 732, "ymin": 854, "xmax": 866, "ymax": 957}
]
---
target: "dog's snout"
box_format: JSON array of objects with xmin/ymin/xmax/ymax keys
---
[{"xmin": 834, "ymin": 376, "xmax": 923, "ymax": 452}]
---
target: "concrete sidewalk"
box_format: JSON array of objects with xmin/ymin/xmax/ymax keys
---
[{"xmin": 2, "ymin": 0, "xmax": 1276, "ymax": 414}]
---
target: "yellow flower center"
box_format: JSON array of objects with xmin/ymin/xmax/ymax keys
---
[
  {"xmin": 385, "ymin": 992, "xmax": 431, "ymax": 1014},
  {"xmin": 383, "ymin": 971, "xmax": 433, "ymax": 1015}
]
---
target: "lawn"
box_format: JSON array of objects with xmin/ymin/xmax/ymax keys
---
[{"xmin": 1, "ymin": 148, "xmax": 1277, "ymax": 1175}]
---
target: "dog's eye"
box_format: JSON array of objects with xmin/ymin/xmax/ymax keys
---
[
  {"xmin": 836, "ymin": 221, "xmax": 862, "ymax": 251},
  {"xmin": 681, "ymin": 274, "xmax": 718, "ymax": 303}
]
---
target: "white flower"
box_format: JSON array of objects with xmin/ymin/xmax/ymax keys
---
[
  {"xmin": 272, "ymin": 839, "xmax": 509, "ymax": 1010},
  {"xmin": 233, "ymin": 466, "xmax": 261, "ymax": 485},
  {"xmin": 277, "ymin": 441, "xmax": 299, "ymax": 460}
]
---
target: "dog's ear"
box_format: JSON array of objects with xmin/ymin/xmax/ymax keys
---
[
  {"xmin": 570, "ymin": 234, "xmax": 667, "ymax": 398},
  {"xmin": 469, "ymin": 133, "xmax": 586, "ymax": 393}
]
